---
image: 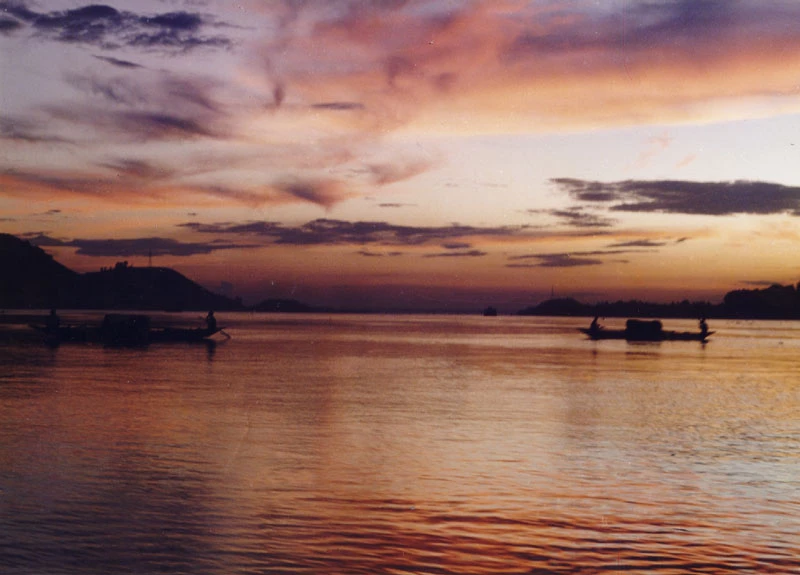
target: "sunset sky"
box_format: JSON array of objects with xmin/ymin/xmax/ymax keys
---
[{"xmin": 3, "ymin": 0, "xmax": 800, "ymax": 311}]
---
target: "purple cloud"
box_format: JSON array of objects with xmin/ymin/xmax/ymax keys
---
[
  {"xmin": 553, "ymin": 178, "xmax": 800, "ymax": 216},
  {"xmin": 28, "ymin": 234, "xmax": 258, "ymax": 257},
  {"xmin": 180, "ymin": 218, "xmax": 528, "ymax": 247},
  {"xmin": 0, "ymin": 2, "xmax": 232, "ymax": 52}
]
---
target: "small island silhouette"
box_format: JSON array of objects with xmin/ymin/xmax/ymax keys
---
[
  {"xmin": 2, "ymin": 233, "xmax": 799, "ymax": 318},
  {"xmin": 516, "ymin": 284, "xmax": 800, "ymax": 319}
]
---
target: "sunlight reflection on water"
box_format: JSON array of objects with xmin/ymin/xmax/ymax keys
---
[{"xmin": 1, "ymin": 314, "xmax": 798, "ymax": 573}]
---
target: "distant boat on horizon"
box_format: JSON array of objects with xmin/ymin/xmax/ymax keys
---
[{"xmin": 483, "ymin": 306, "xmax": 498, "ymax": 316}]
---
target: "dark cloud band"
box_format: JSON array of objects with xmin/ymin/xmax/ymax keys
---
[
  {"xmin": 553, "ymin": 178, "xmax": 800, "ymax": 216},
  {"xmin": 180, "ymin": 218, "xmax": 529, "ymax": 247},
  {"xmin": 0, "ymin": 2, "xmax": 232, "ymax": 51},
  {"xmin": 507, "ymin": 253, "xmax": 604, "ymax": 268},
  {"xmin": 28, "ymin": 234, "xmax": 257, "ymax": 257},
  {"xmin": 423, "ymin": 250, "xmax": 487, "ymax": 258}
]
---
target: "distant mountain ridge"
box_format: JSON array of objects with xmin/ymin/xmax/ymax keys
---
[
  {"xmin": 1, "ymin": 234, "xmax": 242, "ymax": 311},
  {"xmin": 1, "ymin": 233, "xmax": 79, "ymax": 308},
  {"xmin": 518, "ymin": 283, "xmax": 800, "ymax": 320},
  {"xmin": 3, "ymin": 233, "xmax": 799, "ymax": 317},
  {"xmin": 73, "ymin": 262, "xmax": 243, "ymax": 311}
]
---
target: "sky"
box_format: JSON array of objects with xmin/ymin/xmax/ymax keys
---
[{"xmin": 2, "ymin": 0, "xmax": 800, "ymax": 311}]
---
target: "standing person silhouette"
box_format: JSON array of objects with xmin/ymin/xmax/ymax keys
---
[
  {"xmin": 205, "ymin": 310, "xmax": 217, "ymax": 332},
  {"xmin": 46, "ymin": 309, "xmax": 60, "ymax": 334}
]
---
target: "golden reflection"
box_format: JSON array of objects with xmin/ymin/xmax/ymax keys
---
[{"xmin": 1, "ymin": 316, "xmax": 797, "ymax": 573}]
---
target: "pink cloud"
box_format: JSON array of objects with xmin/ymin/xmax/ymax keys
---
[{"xmin": 247, "ymin": 1, "xmax": 800, "ymax": 132}]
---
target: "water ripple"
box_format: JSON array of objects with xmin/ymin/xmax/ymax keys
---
[{"xmin": 2, "ymin": 315, "xmax": 798, "ymax": 573}]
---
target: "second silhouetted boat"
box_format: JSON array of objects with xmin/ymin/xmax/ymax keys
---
[{"xmin": 579, "ymin": 319, "xmax": 713, "ymax": 342}]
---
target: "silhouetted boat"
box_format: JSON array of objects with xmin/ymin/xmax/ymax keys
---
[
  {"xmin": 31, "ymin": 314, "xmax": 224, "ymax": 346},
  {"xmin": 149, "ymin": 326, "xmax": 224, "ymax": 342},
  {"xmin": 30, "ymin": 324, "xmax": 99, "ymax": 345},
  {"xmin": 579, "ymin": 319, "xmax": 713, "ymax": 342}
]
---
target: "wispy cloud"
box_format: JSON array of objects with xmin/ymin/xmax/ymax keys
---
[
  {"xmin": 28, "ymin": 234, "xmax": 258, "ymax": 257},
  {"xmin": 507, "ymin": 253, "xmax": 605, "ymax": 268},
  {"xmin": 113, "ymin": 111, "xmax": 221, "ymax": 139},
  {"xmin": 507, "ymin": 245, "xmax": 660, "ymax": 268},
  {"xmin": 632, "ymin": 132, "xmax": 673, "ymax": 169},
  {"xmin": 180, "ymin": 218, "xmax": 531, "ymax": 247},
  {"xmin": 367, "ymin": 158, "xmax": 438, "ymax": 185},
  {"xmin": 311, "ymin": 102, "xmax": 365, "ymax": 111},
  {"xmin": 250, "ymin": 0, "xmax": 800, "ymax": 133},
  {"xmin": 65, "ymin": 73, "xmax": 221, "ymax": 113},
  {"xmin": 0, "ymin": 15, "xmax": 23, "ymax": 34},
  {"xmin": 97, "ymin": 158, "xmax": 175, "ymax": 180},
  {"xmin": 28, "ymin": 209, "xmax": 63, "ymax": 217},
  {"xmin": 65, "ymin": 74, "xmax": 149, "ymax": 106},
  {"xmin": 93, "ymin": 55, "xmax": 144, "ymax": 69},
  {"xmin": 0, "ymin": 117, "xmax": 72, "ymax": 144},
  {"xmin": 531, "ymin": 207, "xmax": 617, "ymax": 229},
  {"xmin": 356, "ymin": 249, "xmax": 404, "ymax": 258},
  {"xmin": 423, "ymin": 249, "xmax": 487, "ymax": 258},
  {"xmin": 0, "ymin": 169, "xmax": 353, "ymax": 210},
  {"xmin": 607, "ymin": 240, "xmax": 668, "ymax": 248},
  {"xmin": 1, "ymin": 169, "xmax": 141, "ymax": 201},
  {"xmin": 51, "ymin": 71, "xmax": 228, "ymax": 142},
  {"xmin": 274, "ymin": 180, "xmax": 353, "ymax": 210}
]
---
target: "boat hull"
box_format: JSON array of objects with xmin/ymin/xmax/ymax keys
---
[
  {"xmin": 579, "ymin": 328, "xmax": 713, "ymax": 342},
  {"xmin": 31, "ymin": 322, "xmax": 224, "ymax": 345}
]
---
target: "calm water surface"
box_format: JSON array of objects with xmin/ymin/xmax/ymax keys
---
[{"xmin": 1, "ymin": 313, "xmax": 798, "ymax": 574}]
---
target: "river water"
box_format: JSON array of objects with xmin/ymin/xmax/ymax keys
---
[{"xmin": 1, "ymin": 313, "xmax": 798, "ymax": 574}]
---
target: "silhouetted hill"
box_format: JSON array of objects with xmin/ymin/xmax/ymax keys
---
[
  {"xmin": 74, "ymin": 263, "xmax": 243, "ymax": 311},
  {"xmin": 0, "ymin": 234, "xmax": 242, "ymax": 311},
  {"xmin": 518, "ymin": 284, "xmax": 800, "ymax": 319},
  {"xmin": 0, "ymin": 233, "xmax": 78, "ymax": 308},
  {"xmin": 4, "ymin": 234, "xmax": 800, "ymax": 318},
  {"xmin": 518, "ymin": 298, "xmax": 716, "ymax": 319},
  {"xmin": 723, "ymin": 283, "xmax": 800, "ymax": 319}
]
